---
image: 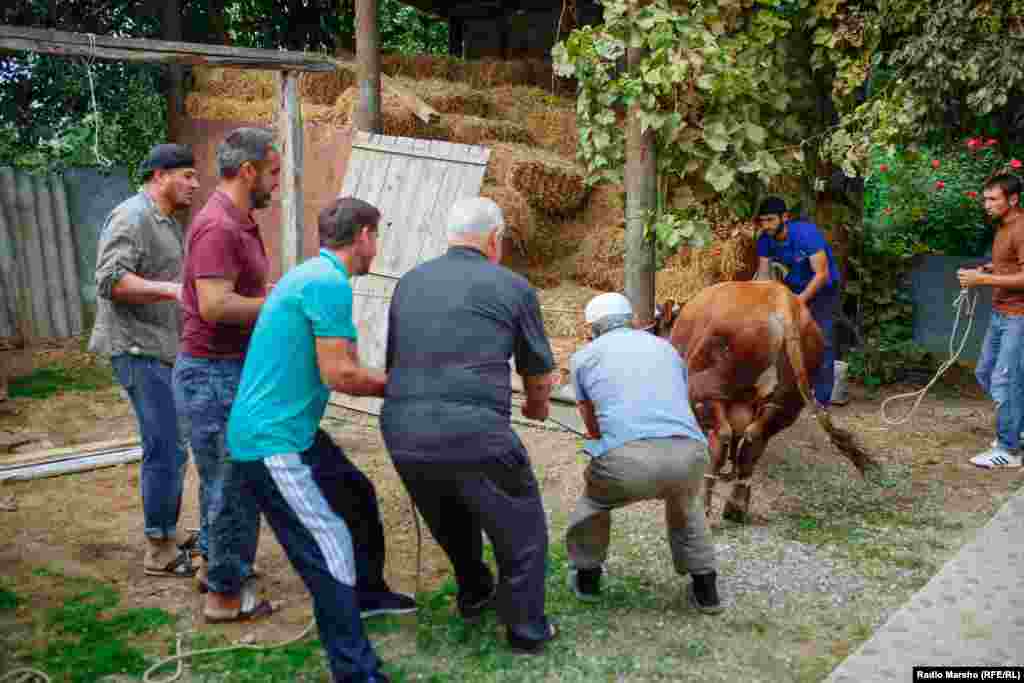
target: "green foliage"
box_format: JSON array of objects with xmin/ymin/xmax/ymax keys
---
[{"xmin": 0, "ymin": 586, "xmax": 19, "ymax": 611}]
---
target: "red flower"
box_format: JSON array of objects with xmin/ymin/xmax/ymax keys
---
[
  {"xmin": 879, "ymin": 164, "xmax": 890, "ymax": 173},
  {"xmin": 883, "ymin": 207, "xmax": 893, "ymax": 215},
  {"xmin": 1011, "ymin": 159, "xmax": 1022, "ymax": 169},
  {"xmin": 986, "ymin": 138, "xmax": 998, "ymax": 146},
  {"xmin": 966, "ymin": 191, "xmax": 978, "ymax": 199},
  {"xmin": 935, "ymin": 181, "xmax": 946, "ymax": 190},
  {"xmin": 967, "ymin": 137, "xmax": 981, "ymax": 148},
  {"xmin": 931, "ymin": 159, "xmax": 941, "ymax": 169}
]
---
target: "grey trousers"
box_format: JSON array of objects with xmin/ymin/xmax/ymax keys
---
[{"xmin": 566, "ymin": 437, "xmax": 716, "ymax": 576}]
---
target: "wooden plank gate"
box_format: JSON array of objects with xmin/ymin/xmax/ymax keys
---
[{"xmin": 334, "ymin": 132, "xmax": 490, "ymax": 416}]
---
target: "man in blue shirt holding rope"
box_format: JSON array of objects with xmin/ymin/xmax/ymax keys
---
[{"xmin": 754, "ymin": 197, "xmax": 842, "ymax": 406}]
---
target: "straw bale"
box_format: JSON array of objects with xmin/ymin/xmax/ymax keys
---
[
  {"xmin": 445, "ymin": 116, "xmax": 532, "ymax": 146},
  {"xmin": 526, "ymin": 109, "xmax": 578, "ymax": 160},
  {"xmin": 573, "ymin": 217, "xmax": 626, "ymax": 292},
  {"xmin": 299, "ymin": 69, "xmax": 357, "ymax": 106},
  {"xmin": 480, "ymin": 184, "xmax": 534, "ymax": 254},
  {"xmin": 186, "ymin": 93, "xmax": 275, "ymax": 125},
  {"xmin": 390, "ymin": 78, "xmax": 492, "ymax": 117},
  {"xmin": 490, "ymin": 85, "xmax": 574, "ymax": 126},
  {"xmin": 508, "ymin": 160, "xmax": 588, "ymax": 215},
  {"xmin": 192, "ymin": 67, "xmax": 277, "ymax": 102},
  {"xmin": 333, "ymin": 87, "xmax": 431, "ymax": 139},
  {"xmin": 485, "ymin": 143, "xmax": 584, "ymax": 193}
]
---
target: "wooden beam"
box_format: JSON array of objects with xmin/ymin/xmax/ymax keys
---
[
  {"xmin": 280, "ymin": 71, "xmax": 305, "ymax": 273},
  {"xmin": 355, "ymin": 0, "xmax": 383, "ymax": 133},
  {"xmin": 0, "ymin": 24, "xmax": 338, "ymax": 71}
]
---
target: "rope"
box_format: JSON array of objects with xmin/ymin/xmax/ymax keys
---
[
  {"xmin": 0, "ymin": 668, "xmax": 51, "ymax": 682},
  {"xmin": 83, "ymin": 34, "xmax": 113, "ymax": 168},
  {"xmin": 879, "ymin": 288, "xmax": 979, "ymax": 426},
  {"xmin": 143, "ymin": 620, "xmax": 317, "ymax": 683}
]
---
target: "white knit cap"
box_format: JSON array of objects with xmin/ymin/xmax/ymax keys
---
[
  {"xmin": 584, "ymin": 292, "xmax": 633, "ymax": 324},
  {"xmin": 446, "ymin": 197, "xmax": 505, "ymax": 240}
]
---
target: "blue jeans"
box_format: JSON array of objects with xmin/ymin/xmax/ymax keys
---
[
  {"xmin": 237, "ymin": 454, "xmax": 385, "ymax": 683},
  {"xmin": 173, "ymin": 353, "xmax": 258, "ymax": 594},
  {"xmin": 975, "ymin": 312, "xmax": 1024, "ymax": 451},
  {"xmin": 110, "ymin": 354, "xmax": 188, "ymax": 541},
  {"xmin": 806, "ymin": 286, "xmax": 838, "ymax": 406}
]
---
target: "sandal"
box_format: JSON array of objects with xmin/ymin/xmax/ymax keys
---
[
  {"xmin": 197, "ymin": 570, "xmax": 262, "ymax": 594},
  {"xmin": 144, "ymin": 549, "xmax": 198, "ymax": 578},
  {"xmin": 204, "ymin": 588, "xmax": 276, "ymax": 624},
  {"xmin": 177, "ymin": 532, "xmax": 201, "ymax": 557}
]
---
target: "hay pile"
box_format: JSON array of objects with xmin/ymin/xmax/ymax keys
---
[
  {"xmin": 390, "ymin": 78, "xmax": 492, "ymax": 117},
  {"xmin": 526, "ymin": 109, "xmax": 578, "ymax": 159},
  {"xmin": 192, "ymin": 67, "xmax": 277, "ymax": 101},
  {"xmin": 480, "ymin": 184, "xmax": 534, "ymax": 254},
  {"xmin": 333, "ymin": 87, "xmax": 437, "ymax": 138},
  {"xmin": 486, "ymin": 143, "xmax": 587, "ymax": 214},
  {"xmin": 445, "ymin": 116, "xmax": 532, "ymax": 146},
  {"xmin": 185, "ymin": 93, "xmax": 340, "ymax": 127},
  {"xmin": 656, "ymin": 230, "xmax": 758, "ymax": 305},
  {"xmin": 381, "ymin": 55, "xmax": 553, "ymax": 89}
]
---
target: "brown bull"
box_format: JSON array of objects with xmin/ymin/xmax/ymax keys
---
[{"xmin": 663, "ymin": 281, "xmax": 874, "ymax": 522}]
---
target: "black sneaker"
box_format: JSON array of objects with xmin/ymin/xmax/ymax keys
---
[
  {"xmin": 359, "ymin": 591, "xmax": 417, "ymax": 619},
  {"xmin": 456, "ymin": 583, "xmax": 497, "ymax": 620},
  {"xmin": 688, "ymin": 571, "xmax": 724, "ymax": 615},
  {"xmin": 507, "ymin": 622, "xmax": 558, "ymax": 655},
  {"xmin": 569, "ymin": 566, "xmax": 602, "ymax": 602}
]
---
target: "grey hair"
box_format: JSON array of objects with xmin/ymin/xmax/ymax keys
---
[
  {"xmin": 446, "ymin": 197, "xmax": 505, "ymax": 241},
  {"xmin": 590, "ymin": 313, "xmax": 633, "ymax": 338},
  {"xmin": 216, "ymin": 127, "xmax": 276, "ymax": 179}
]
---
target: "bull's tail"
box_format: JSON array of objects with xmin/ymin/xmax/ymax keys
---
[{"xmin": 780, "ymin": 294, "xmax": 876, "ymax": 475}]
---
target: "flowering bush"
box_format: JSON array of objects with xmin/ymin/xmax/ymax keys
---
[{"xmin": 863, "ymin": 137, "xmax": 1024, "ymax": 258}]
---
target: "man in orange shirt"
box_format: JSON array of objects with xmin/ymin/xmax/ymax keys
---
[{"xmin": 958, "ymin": 173, "xmax": 1024, "ymax": 469}]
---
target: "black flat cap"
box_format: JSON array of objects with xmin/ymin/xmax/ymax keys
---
[
  {"xmin": 139, "ymin": 144, "xmax": 196, "ymax": 178},
  {"xmin": 757, "ymin": 196, "xmax": 788, "ymax": 217}
]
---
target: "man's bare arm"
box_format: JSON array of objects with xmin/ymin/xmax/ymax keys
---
[
  {"xmin": 797, "ymin": 251, "xmax": 830, "ymax": 304},
  {"xmin": 521, "ymin": 372, "xmax": 552, "ymax": 421},
  {"xmin": 577, "ymin": 400, "xmax": 601, "ymax": 439},
  {"xmin": 196, "ymin": 278, "xmax": 265, "ymax": 325},
  {"xmin": 754, "ymin": 256, "xmax": 772, "ymax": 281},
  {"xmin": 110, "ymin": 273, "xmax": 181, "ymax": 305},
  {"xmin": 315, "ymin": 337, "xmax": 387, "ymax": 397}
]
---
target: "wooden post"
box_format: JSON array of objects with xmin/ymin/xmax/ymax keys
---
[
  {"xmin": 354, "ymin": 0, "xmax": 382, "ymax": 133},
  {"xmin": 162, "ymin": 0, "xmax": 186, "ymax": 142},
  {"xmin": 624, "ymin": 14, "xmax": 656, "ymax": 328},
  {"xmin": 280, "ymin": 71, "xmax": 304, "ymax": 273}
]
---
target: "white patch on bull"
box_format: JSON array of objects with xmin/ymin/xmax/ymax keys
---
[{"xmin": 753, "ymin": 313, "xmax": 787, "ymax": 400}]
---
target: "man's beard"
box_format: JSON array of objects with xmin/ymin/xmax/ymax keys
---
[{"xmin": 251, "ymin": 187, "xmax": 272, "ymax": 210}]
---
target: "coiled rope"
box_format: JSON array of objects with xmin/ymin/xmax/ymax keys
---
[{"xmin": 879, "ymin": 288, "xmax": 979, "ymax": 426}]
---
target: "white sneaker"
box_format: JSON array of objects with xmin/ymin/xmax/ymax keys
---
[{"xmin": 970, "ymin": 448, "xmax": 1022, "ymax": 469}]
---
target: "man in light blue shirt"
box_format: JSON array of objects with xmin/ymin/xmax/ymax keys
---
[
  {"xmin": 226, "ymin": 197, "xmax": 410, "ymax": 683},
  {"xmin": 567, "ymin": 293, "xmax": 722, "ymax": 614}
]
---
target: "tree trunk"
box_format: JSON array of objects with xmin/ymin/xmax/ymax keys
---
[
  {"xmin": 355, "ymin": 0, "xmax": 382, "ymax": 133},
  {"xmin": 624, "ymin": 14, "xmax": 656, "ymax": 326}
]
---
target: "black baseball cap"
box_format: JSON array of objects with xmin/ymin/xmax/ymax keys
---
[
  {"xmin": 756, "ymin": 197, "xmax": 788, "ymax": 217},
  {"xmin": 139, "ymin": 144, "xmax": 196, "ymax": 179}
]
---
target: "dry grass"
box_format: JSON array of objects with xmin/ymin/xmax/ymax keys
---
[
  {"xmin": 443, "ymin": 115, "xmax": 533, "ymax": 146},
  {"xmin": 525, "ymin": 108, "xmax": 579, "ymax": 160},
  {"xmin": 480, "ymin": 184, "xmax": 535, "ymax": 254},
  {"xmin": 389, "ymin": 77, "xmax": 493, "ymax": 118}
]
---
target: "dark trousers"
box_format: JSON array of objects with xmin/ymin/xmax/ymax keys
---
[
  {"xmin": 393, "ymin": 457, "xmax": 551, "ymax": 643},
  {"xmin": 806, "ymin": 286, "xmax": 838, "ymax": 405},
  {"xmin": 302, "ymin": 430, "xmax": 390, "ymax": 595},
  {"xmin": 236, "ymin": 450, "xmax": 385, "ymax": 683}
]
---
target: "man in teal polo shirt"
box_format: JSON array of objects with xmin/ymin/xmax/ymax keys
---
[{"xmin": 226, "ymin": 197, "xmax": 412, "ymax": 683}]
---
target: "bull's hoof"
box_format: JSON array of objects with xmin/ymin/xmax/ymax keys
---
[{"xmin": 722, "ymin": 500, "xmax": 750, "ymax": 524}]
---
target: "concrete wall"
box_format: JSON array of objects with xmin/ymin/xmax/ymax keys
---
[{"xmin": 909, "ymin": 255, "xmax": 992, "ymax": 365}]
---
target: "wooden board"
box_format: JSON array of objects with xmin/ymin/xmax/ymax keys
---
[
  {"xmin": 0, "ymin": 438, "xmax": 140, "ymax": 469},
  {"xmin": 334, "ymin": 132, "xmax": 490, "ymax": 416}
]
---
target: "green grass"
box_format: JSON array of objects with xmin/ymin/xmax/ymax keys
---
[
  {"xmin": 1, "ymin": 570, "xmax": 175, "ymax": 683},
  {"xmin": 9, "ymin": 362, "xmax": 114, "ymax": 399}
]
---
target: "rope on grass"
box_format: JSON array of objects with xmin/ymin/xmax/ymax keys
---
[
  {"xmin": 142, "ymin": 620, "xmax": 317, "ymax": 683},
  {"xmin": 879, "ymin": 288, "xmax": 979, "ymax": 426},
  {"xmin": 0, "ymin": 668, "xmax": 51, "ymax": 683}
]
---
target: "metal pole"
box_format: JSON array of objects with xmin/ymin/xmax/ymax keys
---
[
  {"xmin": 354, "ymin": 0, "xmax": 382, "ymax": 133},
  {"xmin": 624, "ymin": 8, "xmax": 656, "ymax": 328}
]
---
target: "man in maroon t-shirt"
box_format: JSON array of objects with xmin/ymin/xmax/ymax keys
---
[{"xmin": 173, "ymin": 127, "xmax": 280, "ymax": 622}]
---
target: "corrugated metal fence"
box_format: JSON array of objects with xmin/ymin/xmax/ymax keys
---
[{"xmin": 0, "ymin": 167, "xmax": 85, "ymax": 340}]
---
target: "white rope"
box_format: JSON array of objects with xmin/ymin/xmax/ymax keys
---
[
  {"xmin": 143, "ymin": 619, "xmax": 317, "ymax": 683},
  {"xmin": 83, "ymin": 34, "xmax": 113, "ymax": 168},
  {"xmin": 879, "ymin": 288, "xmax": 979, "ymax": 426},
  {"xmin": 0, "ymin": 668, "xmax": 51, "ymax": 683}
]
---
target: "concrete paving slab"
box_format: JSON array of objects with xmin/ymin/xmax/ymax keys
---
[{"xmin": 826, "ymin": 485, "xmax": 1024, "ymax": 682}]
